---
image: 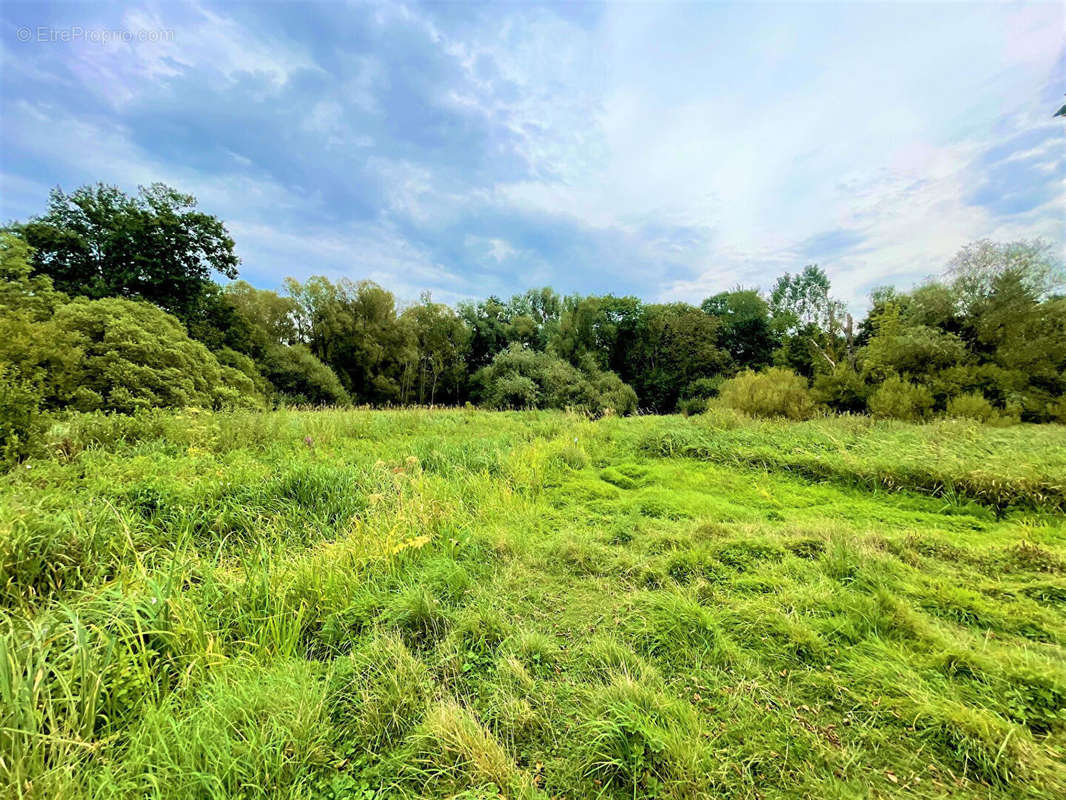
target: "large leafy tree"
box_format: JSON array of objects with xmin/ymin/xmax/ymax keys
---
[
  {"xmin": 945, "ymin": 239, "xmax": 1064, "ymax": 316},
  {"xmin": 285, "ymin": 276, "xmax": 415, "ymax": 404},
  {"xmin": 769, "ymin": 265, "xmax": 845, "ymax": 334},
  {"xmin": 13, "ymin": 183, "xmax": 239, "ymax": 321},
  {"xmin": 624, "ymin": 303, "xmax": 728, "ymax": 411},
  {"xmin": 701, "ymin": 288, "xmax": 777, "ymax": 371},
  {"xmin": 401, "ymin": 296, "xmax": 471, "ymax": 404},
  {"xmin": 769, "ymin": 265, "xmax": 849, "ymax": 376}
]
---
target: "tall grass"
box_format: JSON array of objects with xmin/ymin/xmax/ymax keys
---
[{"xmin": 0, "ymin": 407, "xmax": 1063, "ymax": 798}]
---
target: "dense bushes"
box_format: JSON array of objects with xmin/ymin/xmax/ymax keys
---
[
  {"xmin": 718, "ymin": 367, "xmax": 816, "ymax": 420},
  {"xmin": 2, "ymin": 185, "xmax": 1065, "ymax": 443},
  {"xmin": 945, "ymin": 391, "xmax": 1019, "ymax": 426},
  {"xmin": 0, "ymin": 368, "xmax": 45, "ymax": 466},
  {"xmin": 867, "ymin": 376, "xmax": 934, "ymax": 421},
  {"xmin": 259, "ymin": 344, "xmax": 349, "ymax": 406},
  {"xmin": 49, "ymin": 298, "xmax": 265, "ymax": 413},
  {"xmin": 474, "ymin": 345, "xmax": 637, "ymax": 415}
]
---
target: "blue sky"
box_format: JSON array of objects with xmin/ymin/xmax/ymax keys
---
[{"xmin": 1, "ymin": 1, "xmax": 1063, "ymax": 310}]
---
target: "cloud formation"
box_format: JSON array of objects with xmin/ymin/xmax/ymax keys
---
[{"xmin": 2, "ymin": 0, "xmax": 1063, "ymax": 309}]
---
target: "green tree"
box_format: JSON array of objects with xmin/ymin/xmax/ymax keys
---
[
  {"xmin": 285, "ymin": 277, "xmax": 414, "ymax": 404},
  {"xmin": 259, "ymin": 344, "xmax": 349, "ymax": 406},
  {"xmin": 701, "ymin": 288, "xmax": 777, "ymax": 371},
  {"xmin": 401, "ymin": 296, "xmax": 471, "ymax": 404},
  {"xmin": 13, "ymin": 183, "xmax": 239, "ymax": 321},
  {"xmin": 553, "ymin": 294, "xmax": 643, "ymax": 373},
  {"xmin": 769, "ymin": 265, "xmax": 846, "ymax": 335},
  {"xmin": 769, "ymin": 265, "xmax": 850, "ymax": 377},
  {"xmin": 2, "ymin": 295, "xmax": 263, "ymax": 413},
  {"xmin": 623, "ymin": 303, "xmax": 728, "ymax": 411}
]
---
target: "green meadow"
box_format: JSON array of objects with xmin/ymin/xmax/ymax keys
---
[{"xmin": 2, "ymin": 408, "xmax": 1065, "ymax": 799}]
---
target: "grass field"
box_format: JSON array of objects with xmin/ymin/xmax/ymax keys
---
[{"xmin": 2, "ymin": 408, "xmax": 1065, "ymax": 799}]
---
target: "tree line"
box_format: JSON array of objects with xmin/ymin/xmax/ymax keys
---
[{"xmin": 2, "ymin": 183, "xmax": 1064, "ymax": 460}]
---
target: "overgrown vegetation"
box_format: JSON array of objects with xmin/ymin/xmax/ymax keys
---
[
  {"xmin": 1, "ymin": 408, "xmax": 1064, "ymax": 798},
  {"xmin": 3, "ymin": 184, "xmax": 1065, "ymax": 468}
]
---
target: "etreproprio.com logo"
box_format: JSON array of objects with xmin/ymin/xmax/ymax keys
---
[{"xmin": 16, "ymin": 26, "xmax": 175, "ymax": 44}]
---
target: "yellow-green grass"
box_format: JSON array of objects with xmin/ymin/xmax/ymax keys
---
[{"xmin": 1, "ymin": 408, "xmax": 1064, "ymax": 799}]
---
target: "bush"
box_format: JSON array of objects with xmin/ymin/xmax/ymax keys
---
[
  {"xmin": 16, "ymin": 297, "xmax": 267, "ymax": 413},
  {"xmin": 259, "ymin": 344, "xmax": 349, "ymax": 406},
  {"xmin": 683, "ymin": 376, "xmax": 724, "ymax": 400},
  {"xmin": 678, "ymin": 396, "xmax": 708, "ymax": 416},
  {"xmin": 718, "ymin": 367, "xmax": 816, "ymax": 420},
  {"xmin": 475, "ymin": 345, "xmax": 636, "ymax": 415},
  {"xmin": 1049, "ymin": 396, "xmax": 1066, "ymax": 424},
  {"xmin": 946, "ymin": 392, "xmax": 1018, "ymax": 426},
  {"xmin": 813, "ymin": 364, "xmax": 868, "ymax": 414},
  {"xmin": 0, "ymin": 368, "xmax": 46, "ymax": 467},
  {"xmin": 868, "ymin": 375, "xmax": 934, "ymax": 421}
]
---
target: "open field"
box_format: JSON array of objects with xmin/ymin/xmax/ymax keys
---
[{"xmin": 2, "ymin": 409, "xmax": 1066, "ymax": 799}]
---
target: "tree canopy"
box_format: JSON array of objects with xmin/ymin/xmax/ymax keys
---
[{"xmin": 2, "ymin": 181, "xmax": 1065, "ymax": 465}]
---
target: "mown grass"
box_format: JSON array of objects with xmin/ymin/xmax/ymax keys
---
[{"xmin": 1, "ymin": 407, "xmax": 1065, "ymax": 799}]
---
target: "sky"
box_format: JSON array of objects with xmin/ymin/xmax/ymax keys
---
[{"xmin": 1, "ymin": 1, "xmax": 1063, "ymax": 311}]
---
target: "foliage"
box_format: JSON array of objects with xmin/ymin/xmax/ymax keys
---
[
  {"xmin": 868, "ymin": 375, "xmax": 934, "ymax": 421},
  {"xmin": 4, "ymin": 189, "xmax": 1065, "ymax": 427},
  {"xmin": 622, "ymin": 303, "xmax": 729, "ymax": 412},
  {"xmin": 768, "ymin": 264, "xmax": 846, "ymax": 335},
  {"xmin": 474, "ymin": 345, "xmax": 636, "ymax": 414},
  {"xmin": 701, "ymin": 288, "xmax": 777, "ymax": 371},
  {"xmin": 718, "ymin": 367, "xmax": 817, "ymax": 420},
  {"xmin": 945, "ymin": 392, "xmax": 1018, "ymax": 426},
  {"xmin": 12, "ymin": 183, "xmax": 238, "ymax": 321},
  {"xmin": 401, "ymin": 297, "xmax": 470, "ymax": 405},
  {"xmin": 1, "ymin": 408, "xmax": 1065, "ymax": 799},
  {"xmin": 0, "ymin": 368, "xmax": 46, "ymax": 467},
  {"xmin": 286, "ymin": 276, "xmax": 414, "ymax": 404},
  {"xmin": 812, "ymin": 363, "xmax": 867, "ymax": 413},
  {"xmin": 259, "ymin": 344, "xmax": 350, "ymax": 406},
  {"xmin": 946, "ymin": 239, "xmax": 1064, "ymax": 312}
]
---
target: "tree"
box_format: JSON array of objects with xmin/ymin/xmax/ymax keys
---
[
  {"xmin": 1, "ymin": 296, "xmax": 263, "ymax": 413},
  {"xmin": 458, "ymin": 296, "xmax": 512, "ymax": 369},
  {"xmin": 701, "ymin": 288, "xmax": 777, "ymax": 371},
  {"xmin": 259, "ymin": 344, "xmax": 349, "ymax": 406},
  {"xmin": 769, "ymin": 265, "xmax": 849, "ymax": 375},
  {"xmin": 0, "ymin": 233, "xmax": 65, "ymax": 464},
  {"xmin": 623, "ymin": 303, "xmax": 729, "ymax": 411},
  {"xmin": 285, "ymin": 276, "xmax": 414, "ymax": 404},
  {"xmin": 945, "ymin": 239, "xmax": 1064, "ymax": 314},
  {"xmin": 473, "ymin": 344, "xmax": 636, "ymax": 415},
  {"xmin": 769, "ymin": 265, "xmax": 846, "ymax": 335},
  {"xmin": 14, "ymin": 183, "xmax": 239, "ymax": 321},
  {"xmin": 401, "ymin": 296, "xmax": 470, "ymax": 404}
]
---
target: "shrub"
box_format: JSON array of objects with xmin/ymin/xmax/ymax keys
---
[
  {"xmin": 0, "ymin": 368, "xmax": 46, "ymax": 467},
  {"xmin": 812, "ymin": 364, "xmax": 868, "ymax": 413},
  {"xmin": 718, "ymin": 367, "xmax": 816, "ymax": 420},
  {"xmin": 475, "ymin": 344, "xmax": 636, "ymax": 415},
  {"xmin": 259, "ymin": 344, "xmax": 349, "ymax": 406},
  {"xmin": 868, "ymin": 375, "xmax": 934, "ymax": 421},
  {"xmin": 946, "ymin": 392, "xmax": 1018, "ymax": 426},
  {"xmin": 678, "ymin": 396, "xmax": 708, "ymax": 416},
  {"xmin": 1047, "ymin": 395, "xmax": 1066, "ymax": 424},
  {"xmin": 683, "ymin": 376, "xmax": 724, "ymax": 400},
  {"xmin": 10, "ymin": 297, "xmax": 267, "ymax": 413}
]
